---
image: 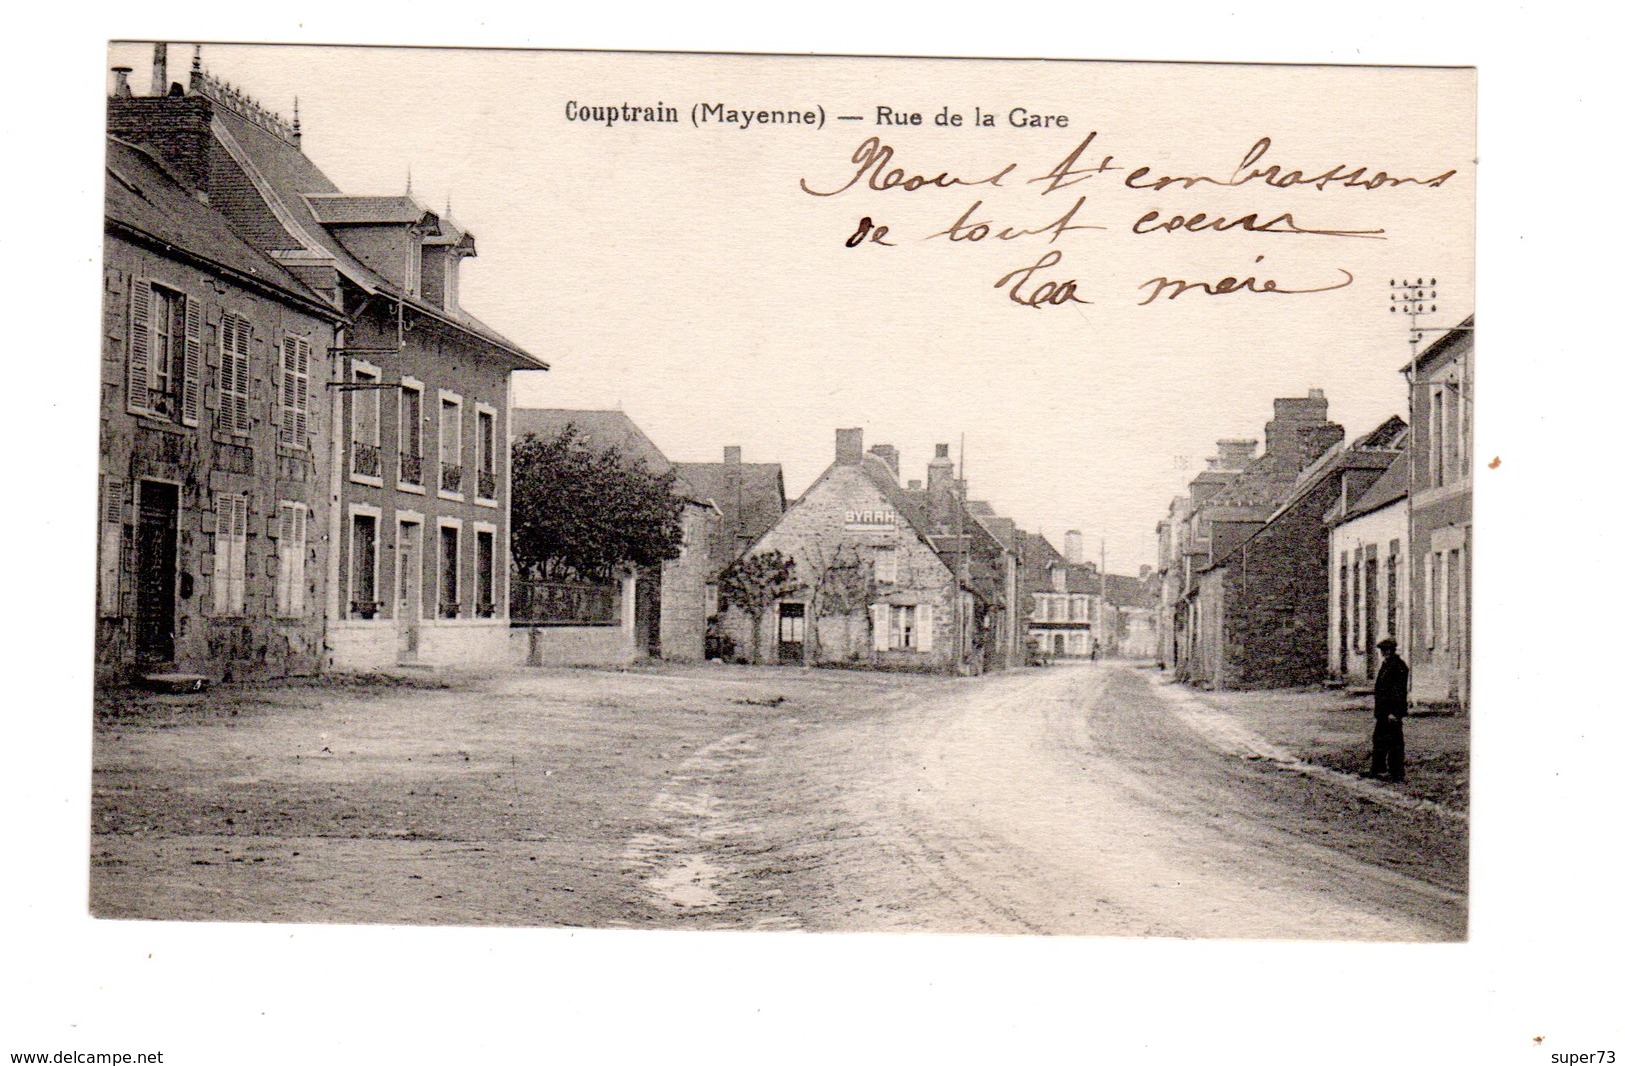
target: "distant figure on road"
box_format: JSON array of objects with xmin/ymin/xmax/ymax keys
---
[{"xmin": 1369, "ymin": 636, "xmax": 1410, "ymax": 782}]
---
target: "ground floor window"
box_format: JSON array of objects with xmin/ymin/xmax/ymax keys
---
[
  {"xmin": 213, "ymin": 493, "xmax": 249, "ymax": 616},
  {"xmin": 475, "ymin": 529, "xmax": 495, "ymax": 617},
  {"xmin": 440, "ymin": 524, "xmax": 461, "ymax": 618},
  {"xmin": 872, "ymin": 603, "xmax": 933, "ymax": 652},
  {"xmin": 351, "ymin": 513, "xmax": 378, "ymax": 618},
  {"xmin": 275, "ymin": 502, "xmax": 309, "ymax": 617}
]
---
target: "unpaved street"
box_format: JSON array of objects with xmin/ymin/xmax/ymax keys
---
[{"xmin": 93, "ymin": 662, "xmax": 1465, "ymax": 939}]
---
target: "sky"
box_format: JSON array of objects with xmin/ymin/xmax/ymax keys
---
[{"xmin": 104, "ymin": 44, "xmax": 1472, "ymax": 573}]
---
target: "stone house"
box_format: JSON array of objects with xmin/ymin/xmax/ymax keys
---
[
  {"xmin": 1405, "ymin": 317, "xmax": 1473, "ymax": 707},
  {"xmin": 99, "ymin": 129, "xmax": 347, "ymax": 682},
  {"xmin": 107, "ymin": 47, "xmax": 548, "ymax": 673},
  {"xmin": 725, "ymin": 428, "xmax": 983, "ymax": 672},
  {"xmin": 1193, "ymin": 417, "xmax": 1405, "ymax": 690}
]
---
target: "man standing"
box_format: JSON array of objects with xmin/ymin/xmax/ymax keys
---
[{"xmin": 1370, "ymin": 636, "xmax": 1410, "ymax": 782}]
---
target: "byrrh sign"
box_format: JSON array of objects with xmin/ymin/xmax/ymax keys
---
[{"xmin": 845, "ymin": 508, "xmax": 896, "ymax": 530}]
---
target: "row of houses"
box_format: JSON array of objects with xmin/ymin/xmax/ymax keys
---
[
  {"xmin": 99, "ymin": 48, "xmax": 545, "ymax": 682},
  {"xmin": 520, "ymin": 418, "xmax": 1158, "ymax": 674},
  {"xmin": 1153, "ymin": 320, "xmax": 1473, "ymax": 707},
  {"xmin": 97, "ymin": 46, "xmax": 1160, "ymax": 683}
]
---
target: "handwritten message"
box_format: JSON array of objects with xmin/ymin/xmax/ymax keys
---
[{"xmin": 798, "ymin": 133, "xmax": 1458, "ymax": 309}]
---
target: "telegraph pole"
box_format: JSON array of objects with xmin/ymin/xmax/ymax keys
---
[{"xmin": 1390, "ymin": 277, "xmax": 1437, "ymax": 654}]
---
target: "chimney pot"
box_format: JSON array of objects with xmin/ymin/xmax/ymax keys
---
[
  {"xmin": 151, "ymin": 43, "xmax": 168, "ymax": 98},
  {"xmin": 934, "ymin": 443, "xmax": 950, "ymax": 460},
  {"xmin": 908, "ymin": 479, "xmax": 921, "ymax": 491},
  {"xmin": 111, "ymin": 67, "xmax": 133, "ymax": 97},
  {"xmin": 723, "ymin": 445, "xmax": 741, "ymax": 465}
]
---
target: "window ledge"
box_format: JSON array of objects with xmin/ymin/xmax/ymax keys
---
[
  {"xmin": 397, "ymin": 482, "xmax": 427, "ymax": 495},
  {"xmin": 474, "ymin": 496, "xmax": 498, "ymax": 508},
  {"xmin": 438, "ymin": 491, "xmax": 466, "ymax": 503},
  {"xmin": 350, "ymin": 473, "xmax": 385, "ymax": 488}
]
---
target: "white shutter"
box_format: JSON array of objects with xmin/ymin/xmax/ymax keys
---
[
  {"xmin": 213, "ymin": 500, "xmax": 232, "ymax": 615},
  {"xmin": 230, "ymin": 497, "xmax": 248, "ymax": 614},
  {"xmin": 181, "ymin": 294, "xmax": 202, "ymax": 426},
  {"xmin": 870, "ymin": 604, "xmax": 888, "ymax": 652},
  {"xmin": 275, "ymin": 502, "xmax": 294, "ymax": 616},
  {"xmin": 99, "ymin": 477, "xmax": 126, "ymax": 617},
  {"xmin": 127, "ymin": 278, "xmax": 152, "ymax": 414},
  {"xmin": 293, "ymin": 338, "xmax": 310, "ymax": 448},
  {"xmin": 917, "ymin": 603, "xmax": 934, "ymax": 652},
  {"xmin": 290, "ymin": 505, "xmax": 308, "ymax": 615}
]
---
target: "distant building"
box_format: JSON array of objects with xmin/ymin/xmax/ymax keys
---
[
  {"xmin": 98, "ymin": 128, "xmax": 346, "ymax": 682},
  {"xmin": 1405, "ymin": 317, "xmax": 1473, "ymax": 707},
  {"xmin": 1193, "ymin": 417, "xmax": 1404, "ymax": 689},
  {"xmin": 1026, "ymin": 534, "xmax": 1156, "ymax": 659},
  {"xmin": 672, "ymin": 446, "xmax": 789, "ymax": 614},
  {"xmin": 726, "ymin": 429, "xmax": 988, "ymax": 672}
]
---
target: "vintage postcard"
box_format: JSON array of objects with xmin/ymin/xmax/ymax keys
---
[{"xmin": 90, "ymin": 42, "xmax": 1474, "ymax": 951}]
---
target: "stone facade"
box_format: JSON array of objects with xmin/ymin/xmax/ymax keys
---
[
  {"xmin": 727, "ymin": 430, "xmax": 966, "ymax": 672},
  {"xmin": 99, "ymin": 137, "xmax": 343, "ymax": 682}
]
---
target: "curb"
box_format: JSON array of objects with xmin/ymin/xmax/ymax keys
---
[{"xmin": 1147, "ymin": 676, "xmax": 1468, "ymax": 825}]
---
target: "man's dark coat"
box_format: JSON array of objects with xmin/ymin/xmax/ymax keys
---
[{"xmin": 1374, "ymin": 652, "xmax": 1410, "ymax": 718}]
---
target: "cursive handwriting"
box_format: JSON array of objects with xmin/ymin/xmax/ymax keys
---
[
  {"xmin": 927, "ymin": 195, "xmax": 1104, "ymax": 243},
  {"xmin": 1137, "ymin": 258, "xmax": 1354, "ymax": 305},
  {"xmin": 994, "ymin": 250, "xmax": 1092, "ymax": 308},
  {"xmin": 1126, "ymin": 137, "xmax": 1456, "ymax": 192},
  {"xmin": 1132, "ymin": 209, "xmax": 1385, "ymax": 239},
  {"xmin": 801, "ymin": 137, "xmax": 1018, "ymax": 197}
]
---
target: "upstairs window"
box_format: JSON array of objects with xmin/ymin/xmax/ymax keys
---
[
  {"xmin": 475, "ymin": 407, "xmax": 497, "ymax": 501},
  {"xmin": 217, "ymin": 313, "xmax": 252, "ymax": 436},
  {"xmin": 350, "ymin": 363, "xmax": 382, "ymax": 481},
  {"xmin": 278, "ymin": 335, "xmax": 312, "ymax": 450},
  {"xmin": 398, "ymin": 382, "xmax": 424, "ymax": 486},
  {"xmin": 439, "ymin": 394, "xmax": 463, "ymax": 497},
  {"xmin": 128, "ymin": 279, "xmax": 200, "ymax": 425}
]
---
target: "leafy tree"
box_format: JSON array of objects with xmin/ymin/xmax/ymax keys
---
[
  {"xmin": 719, "ymin": 550, "xmax": 800, "ymax": 663},
  {"xmin": 510, "ymin": 424, "xmax": 685, "ymax": 582}
]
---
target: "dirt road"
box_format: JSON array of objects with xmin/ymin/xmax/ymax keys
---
[{"xmin": 92, "ymin": 662, "xmax": 1465, "ymax": 939}]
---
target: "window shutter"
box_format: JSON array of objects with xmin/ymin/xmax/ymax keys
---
[
  {"xmin": 917, "ymin": 603, "xmax": 934, "ymax": 652},
  {"xmin": 275, "ymin": 502, "xmax": 293, "ymax": 616},
  {"xmin": 290, "ymin": 504, "xmax": 308, "ymax": 615},
  {"xmin": 128, "ymin": 278, "xmax": 152, "ymax": 414},
  {"xmin": 273, "ymin": 337, "xmax": 288, "ymax": 433},
  {"xmin": 293, "ymin": 338, "xmax": 310, "ymax": 447},
  {"xmin": 181, "ymin": 295, "xmax": 203, "ymax": 427},
  {"xmin": 870, "ymin": 604, "xmax": 888, "ymax": 652},
  {"xmin": 213, "ymin": 500, "xmax": 232, "ymax": 615},
  {"xmin": 99, "ymin": 477, "xmax": 126, "ymax": 617},
  {"xmin": 230, "ymin": 496, "xmax": 248, "ymax": 614}
]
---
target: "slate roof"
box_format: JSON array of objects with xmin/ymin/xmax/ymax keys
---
[
  {"xmin": 670, "ymin": 460, "xmax": 788, "ymax": 555},
  {"xmin": 210, "ymin": 103, "xmax": 541, "ymax": 368},
  {"xmin": 1342, "ymin": 437, "xmax": 1410, "ymax": 522},
  {"xmin": 510, "ymin": 409, "xmax": 673, "ymax": 473},
  {"xmin": 305, "ymin": 194, "xmax": 435, "ymax": 226},
  {"xmin": 105, "ymin": 137, "xmax": 342, "ymax": 322}
]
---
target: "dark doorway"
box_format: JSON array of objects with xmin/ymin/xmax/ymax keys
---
[
  {"xmin": 778, "ymin": 602, "xmax": 805, "ymax": 663},
  {"xmin": 134, "ymin": 480, "xmax": 179, "ymax": 663}
]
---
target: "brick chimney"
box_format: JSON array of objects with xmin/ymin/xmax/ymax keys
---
[
  {"xmin": 107, "ymin": 80, "xmax": 215, "ymax": 195},
  {"xmin": 926, "ymin": 444, "xmax": 955, "ymax": 529},
  {"xmin": 1215, "ymin": 438, "xmax": 1258, "ymax": 469},
  {"xmin": 1264, "ymin": 390, "xmax": 1340, "ymax": 470},
  {"xmin": 835, "ymin": 427, "xmax": 864, "ymax": 466},
  {"xmin": 111, "ymin": 66, "xmax": 133, "ymax": 97},
  {"xmin": 867, "ymin": 444, "xmax": 899, "ymax": 479},
  {"xmin": 1064, "ymin": 530, "xmax": 1084, "ymax": 565}
]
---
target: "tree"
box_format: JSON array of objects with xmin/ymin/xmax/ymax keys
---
[
  {"xmin": 719, "ymin": 550, "xmax": 800, "ymax": 663},
  {"xmin": 510, "ymin": 424, "xmax": 685, "ymax": 582},
  {"xmin": 802, "ymin": 541, "xmax": 874, "ymax": 663}
]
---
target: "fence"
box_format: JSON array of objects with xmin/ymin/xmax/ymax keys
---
[{"xmin": 510, "ymin": 579, "xmax": 620, "ymax": 625}]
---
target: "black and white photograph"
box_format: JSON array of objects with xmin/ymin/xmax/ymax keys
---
[
  {"xmin": 6, "ymin": 12, "xmax": 1620, "ymax": 1064},
  {"xmin": 89, "ymin": 40, "xmax": 1474, "ymax": 940}
]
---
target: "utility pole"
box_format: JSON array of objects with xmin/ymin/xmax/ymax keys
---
[{"xmin": 1390, "ymin": 277, "xmax": 1437, "ymax": 657}]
